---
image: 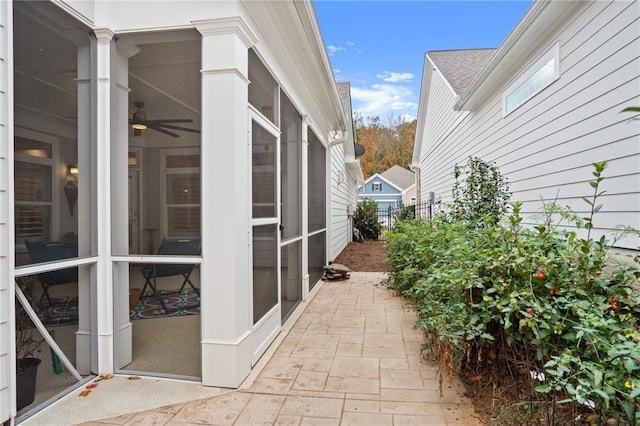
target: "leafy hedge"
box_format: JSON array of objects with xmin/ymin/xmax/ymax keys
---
[
  {"xmin": 354, "ymin": 198, "xmax": 382, "ymax": 240},
  {"xmin": 386, "ymin": 161, "xmax": 640, "ymax": 424}
]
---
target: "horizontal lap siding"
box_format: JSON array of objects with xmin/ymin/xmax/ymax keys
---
[
  {"xmin": 0, "ymin": 0, "xmax": 10, "ymax": 421},
  {"xmin": 330, "ymin": 144, "xmax": 348, "ymax": 259},
  {"xmin": 418, "ymin": 69, "xmax": 461, "ymax": 200},
  {"xmin": 421, "ymin": 0, "xmax": 640, "ymax": 249}
]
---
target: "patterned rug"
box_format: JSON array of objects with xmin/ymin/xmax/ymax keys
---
[
  {"xmin": 37, "ymin": 298, "xmax": 79, "ymax": 328},
  {"xmin": 33, "ymin": 288, "xmax": 200, "ymax": 327},
  {"xmin": 130, "ymin": 288, "xmax": 200, "ymax": 320}
]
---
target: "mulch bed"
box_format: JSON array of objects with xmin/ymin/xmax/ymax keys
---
[{"xmin": 332, "ymin": 241, "xmax": 388, "ymax": 272}]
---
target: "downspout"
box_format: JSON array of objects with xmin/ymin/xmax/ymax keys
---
[
  {"xmin": 328, "ymin": 129, "xmax": 349, "ymax": 148},
  {"xmin": 409, "ymin": 163, "xmax": 422, "ymax": 218}
]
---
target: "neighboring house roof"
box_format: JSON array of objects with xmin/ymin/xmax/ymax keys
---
[
  {"xmin": 359, "ymin": 173, "xmax": 403, "ymax": 193},
  {"xmin": 359, "ymin": 166, "xmax": 415, "ymax": 194},
  {"xmin": 379, "ymin": 165, "xmax": 415, "ymax": 191},
  {"xmin": 454, "ymin": 1, "xmax": 583, "ymax": 110},
  {"xmin": 428, "ymin": 49, "xmax": 496, "ymax": 95}
]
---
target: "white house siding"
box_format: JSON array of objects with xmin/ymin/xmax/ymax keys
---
[
  {"xmin": 416, "ymin": 64, "xmax": 467, "ymax": 204},
  {"xmin": 346, "ymin": 166, "xmax": 359, "ymax": 243},
  {"xmin": 418, "ymin": 0, "xmax": 640, "ymax": 250},
  {"xmin": 0, "ymin": 0, "xmax": 12, "ymax": 420},
  {"xmin": 330, "ymin": 143, "xmax": 349, "ymax": 260}
]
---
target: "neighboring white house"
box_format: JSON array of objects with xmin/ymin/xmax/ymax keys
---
[
  {"xmin": 413, "ymin": 0, "xmax": 640, "ymax": 250},
  {"xmin": 1, "ymin": 1, "xmax": 362, "ymax": 422},
  {"xmin": 332, "ymin": 82, "xmax": 365, "ymax": 257}
]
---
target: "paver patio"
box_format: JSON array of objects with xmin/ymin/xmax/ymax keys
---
[{"xmin": 81, "ymin": 272, "xmax": 483, "ymax": 425}]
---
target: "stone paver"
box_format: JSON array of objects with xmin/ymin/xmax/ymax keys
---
[{"xmin": 83, "ymin": 272, "xmax": 483, "ymax": 425}]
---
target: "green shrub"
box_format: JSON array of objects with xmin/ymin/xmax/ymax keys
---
[
  {"xmin": 386, "ymin": 162, "xmax": 640, "ymax": 424},
  {"xmin": 450, "ymin": 157, "xmax": 511, "ymax": 226},
  {"xmin": 393, "ymin": 204, "xmax": 416, "ymax": 222},
  {"xmin": 354, "ymin": 198, "xmax": 382, "ymax": 240}
]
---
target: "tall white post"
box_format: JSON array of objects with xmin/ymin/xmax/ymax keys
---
[
  {"xmin": 93, "ymin": 28, "xmax": 115, "ymax": 374},
  {"xmin": 301, "ymin": 117, "xmax": 310, "ymax": 299},
  {"xmin": 112, "ymin": 44, "xmax": 138, "ymax": 369},
  {"xmin": 194, "ymin": 17, "xmax": 258, "ymax": 388}
]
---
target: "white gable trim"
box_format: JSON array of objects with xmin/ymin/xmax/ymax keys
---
[
  {"xmin": 401, "ymin": 183, "xmax": 416, "ymax": 196},
  {"xmin": 359, "ymin": 173, "xmax": 404, "ymax": 193},
  {"xmin": 454, "ymin": 0, "xmax": 586, "ymax": 111},
  {"xmin": 426, "ymin": 54, "xmax": 458, "ymax": 98},
  {"xmin": 412, "ymin": 56, "xmax": 431, "ymax": 168}
]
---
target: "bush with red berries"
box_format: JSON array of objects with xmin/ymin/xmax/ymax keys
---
[{"xmin": 386, "ymin": 161, "xmax": 640, "ymax": 424}]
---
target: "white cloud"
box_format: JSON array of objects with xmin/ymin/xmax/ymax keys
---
[
  {"xmin": 350, "ymin": 84, "xmax": 418, "ymax": 118},
  {"xmin": 326, "ymin": 44, "xmax": 346, "ymax": 55},
  {"xmin": 333, "ymin": 68, "xmax": 341, "ymax": 75},
  {"xmin": 327, "ymin": 42, "xmax": 362, "ymax": 56},
  {"xmin": 376, "ymin": 71, "xmax": 414, "ymax": 83}
]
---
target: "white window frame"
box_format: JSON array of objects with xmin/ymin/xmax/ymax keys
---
[
  {"xmin": 14, "ymin": 130, "xmax": 60, "ymax": 250},
  {"xmin": 503, "ymin": 42, "xmax": 560, "ymax": 116},
  {"xmin": 160, "ymin": 148, "xmax": 201, "ymax": 238},
  {"xmin": 372, "ymin": 182, "xmax": 382, "ymax": 191}
]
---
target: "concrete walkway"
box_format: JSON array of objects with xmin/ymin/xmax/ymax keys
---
[{"xmin": 42, "ymin": 272, "xmax": 483, "ymax": 425}]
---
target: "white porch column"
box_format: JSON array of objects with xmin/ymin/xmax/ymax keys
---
[
  {"xmin": 194, "ymin": 17, "xmax": 258, "ymax": 388},
  {"xmin": 112, "ymin": 43, "xmax": 139, "ymax": 370},
  {"xmin": 301, "ymin": 117, "xmax": 310, "ymax": 299},
  {"xmin": 93, "ymin": 28, "xmax": 115, "ymax": 374}
]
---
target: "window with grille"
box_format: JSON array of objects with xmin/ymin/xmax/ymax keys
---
[
  {"xmin": 15, "ymin": 138, "xmax": 53, "ymax": 243},
  {"xmin": 165, "ymin": 154, "xmax": 200, "ymax": 237}
]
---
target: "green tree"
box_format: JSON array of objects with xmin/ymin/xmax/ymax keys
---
[{"xmin": 354, "ymin": 113, "xmax": 416, "ymax": 178}]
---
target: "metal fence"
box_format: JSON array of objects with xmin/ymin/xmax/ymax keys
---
[{"xmin": 376, "ymin": 201, "xmax": 432, "ymax": 236}]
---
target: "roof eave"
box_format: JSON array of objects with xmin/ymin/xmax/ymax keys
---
[
  {"xmin": 412, "ymin": 55, "xmax": 432, "ymax": 167},
  {"xmin": 453, "ymin": 0, "xmax": 584, "ymax": 111},
  {"xmin": 346, "ymin": 161, "xmax": 364, "ymax": 185},
  {"xmin": 295, "ymin": 1, "xmax": 348, "ymax": 130},
  {"xmin": 245, "ymin": 1, "xmax": 347, "ymax": 136}
]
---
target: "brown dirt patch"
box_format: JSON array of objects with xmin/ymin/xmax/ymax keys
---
[{"xmin": 332, "ymin": 241, "xmax": 388, "ymax": 272}]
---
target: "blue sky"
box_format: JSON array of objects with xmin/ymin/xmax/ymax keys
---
[{"xmin": 314, "ymin": 1, "xmax": 534, "ymax": 122}]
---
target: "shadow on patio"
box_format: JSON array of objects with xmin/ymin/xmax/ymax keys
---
[{"xmin": 24, "ymin": 272, "xmax": 483, "ymax": 426}]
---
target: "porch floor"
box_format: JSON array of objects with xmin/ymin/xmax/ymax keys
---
[{"xmin": 22, "ymin": 272, "xmax": 483, "ymax": 426}]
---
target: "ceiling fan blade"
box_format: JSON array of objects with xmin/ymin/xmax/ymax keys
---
[
  {"xmin": 146, "ymin": 119, "xmax": 193, "ymax": 124},
  {"xmin": 160, "ymin": 124, "xmax": 201, "ymax": 133},
  {"xmin": 150, "ymin": 127, "xmax": 181, "ymax": 138}
]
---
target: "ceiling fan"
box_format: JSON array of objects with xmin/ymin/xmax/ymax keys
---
[{"xmin": 130, "ymin": 101, "xmax": 200, "ymax": 138}]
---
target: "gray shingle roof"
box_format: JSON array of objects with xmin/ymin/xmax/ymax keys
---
[
  {"xmin": 380, "ymin": 166, "xmax": 415, "ymax": 191},
  {"xmin": 428, "ymin": 49, "xmax": 496, "ymax": 95}
]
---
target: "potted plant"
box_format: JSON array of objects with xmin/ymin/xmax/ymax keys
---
[{"xmin": 15, "ymin": 276, "xmax": 43, "ymax": 411}]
